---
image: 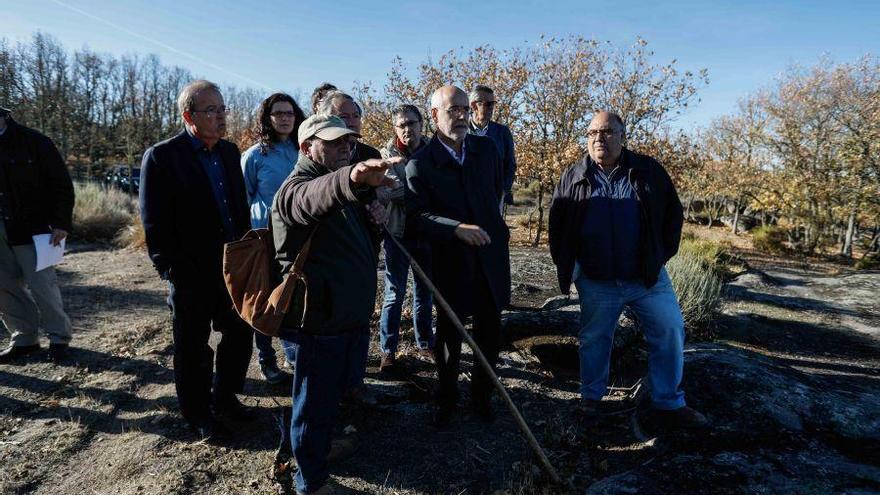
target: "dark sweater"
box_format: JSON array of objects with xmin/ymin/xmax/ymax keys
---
[{"xmin": 271, "ymin": 155, "xmax": 380, "ymax": 335}]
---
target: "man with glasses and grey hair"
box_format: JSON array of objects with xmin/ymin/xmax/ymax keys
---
[
  {"xmin": 549, "ymin": 111, "xmax": 708, "ymax": 430},
  {"xmin": 469, "ymin": 85, "xmax": 517, "ymax": 209},
  {"xmin": 317, "ymin": 90, "xmax": 381, "ymax": 165},
  {"xmin": 406, "ymin": 86, "xmax": 511, "ymax": 427},
  {"xmin": 140, "ymin": 79, "xmax": 254, "ymax": 441}
]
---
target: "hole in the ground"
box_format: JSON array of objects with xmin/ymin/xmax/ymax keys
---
[{"xmin": 520, "ymin": 337, "xmax": 580, "ymax": 378}]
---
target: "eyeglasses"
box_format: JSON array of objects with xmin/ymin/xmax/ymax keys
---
[
  {"xmin": 271, "ymin": 111, "xmax": 297, "ymax": 118},
  {"xmin": 444, "ymin": 106, "xmax": 471, "ymax": 117},
  {"xmin": 587, "ymin": 128, "xmax": 618, "ymax": 139},
  {"xmin": 191, "ymin": 106, "xmax": 229, "ymax": 118},
  {"xmin": 394, "ymin": 120, "xmax": 420, "ymax": 130},
  {"xmin": 475, "ymin": 101, "xmax": 496, "ymax": 108}
]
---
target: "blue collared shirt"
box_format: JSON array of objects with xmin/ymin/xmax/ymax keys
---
[
  {"xmin": 241, "ymin": 140, "xmax": 297, "ymax": 228},
  {"xmin": 187, "ymin": 130, "xmax": 237, "ymax": 241}
]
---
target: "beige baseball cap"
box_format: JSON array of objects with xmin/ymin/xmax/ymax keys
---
[{"xmin": 298, "ymin": 114, "xmax": 360, "ymax": 144}]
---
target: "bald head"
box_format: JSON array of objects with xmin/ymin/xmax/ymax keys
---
[
  {"xmin": 587, "ymin": 111, "xmax": 625, "ymax": 168},
  {"xmin": 430, "ymin": 85, "xmax": 470, "ymax": 147}
]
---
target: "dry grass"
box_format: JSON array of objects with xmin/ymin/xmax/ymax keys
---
[{"xmin": 72, "ymin": 182, "xmax": 137, "ymax": 242}]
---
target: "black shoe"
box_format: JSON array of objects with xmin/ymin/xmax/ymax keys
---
[
  {"xmin": 212, "ymin": 396, "xmax": 255, "ymax": 422},
  {"xmin": 48, "ymin": 343, "xmax": 69, "ymax": 363},
  {"xmin": 260, "ymin": 362, "xmax": 291, "ymax": 385},
  {"xmin": 0, "ymin": 343, "xmax": 41, "ymax": 364},
  {"xmin": 191, "ymin": 416, "xmax": 226, "ymax": 442}
]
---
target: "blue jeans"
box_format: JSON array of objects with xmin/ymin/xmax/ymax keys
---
[
  {"xmin": 281, "ymin": 329, "xmax": 365, "ymax": 493},
  {"xmin": 573, "ymin": 267, "xmax": 686, "ymax": 410},
  {"xmin": 379, "ymin": 234, "xmax": 434, "ymax": 354},
  {"xmin": 254, "ymin": 332, "xmax": 277, "ymax": 367}
]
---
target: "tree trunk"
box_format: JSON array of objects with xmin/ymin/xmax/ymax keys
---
[
  {"xmin": 732, "ymin": 197, "xmax": 742, "ymax": 235},
  {"xmin": 532, "ymin": 184, "xmax": 545, "ymax": 247},
  {"xmin": 842, "ymin": 209, "xmax": 857, "ymax": 258}
]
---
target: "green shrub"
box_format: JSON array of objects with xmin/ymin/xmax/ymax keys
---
[
  {"xmin": 752, "ymin": 225, "xmax": 788, "ymax": 254},
  {"xmin": 72, "ymin": 182, "xmax": 137, "ymax": 242},
  {"xmin": 667, "ymin": 247, "xmax": 724, "ymax": 340},
  {"xmin": 678, "ymin": 235, "xmax": 742, "ymax": 279},
  {"xmin": 513, "ymin": 180, "xmax": 542, "ymax": 206},
  {"xmin": 855, "ymin": 253, "xmax": 880, "ymax": 271}
]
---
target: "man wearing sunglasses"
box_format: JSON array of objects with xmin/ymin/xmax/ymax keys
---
[
  {"xmin": 469, "ymin": 85, "xmax": 517, "ymax": 209},
  {"xmin": 140, "ymin": 80, "xmax": 254, "ymax": 441}
]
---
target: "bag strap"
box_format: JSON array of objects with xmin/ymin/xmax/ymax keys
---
[{"xmin": 290, "ymin": 226, "xmax": 318, "ymax": 276}]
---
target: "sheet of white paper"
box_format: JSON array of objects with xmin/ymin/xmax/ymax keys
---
[{"xmin": 32, "ymin": 234, "xmax": 65, "ymax": 272}]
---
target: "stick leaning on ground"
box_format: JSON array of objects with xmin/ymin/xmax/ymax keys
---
[{"xmin": 383, "ymin": 229, "xmax": 572, "ymax": 490}]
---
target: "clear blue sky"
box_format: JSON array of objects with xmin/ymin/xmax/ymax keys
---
[{"xmin": 2, "ymin": 0, "xmax": 878, "ymax": 129}]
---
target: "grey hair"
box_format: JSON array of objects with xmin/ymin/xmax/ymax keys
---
[
  {"xmin": 468, "ymin": 84, "xmax": 494, "ymax": 103},
  {"xmin": 317, "ymin": 90, "xmax": 364, "ymax": 118},
  {"xmin": 177, "ymin": 79, "xmax": 221, "ymax": 115}
]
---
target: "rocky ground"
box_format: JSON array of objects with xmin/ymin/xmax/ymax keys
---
[{"xmin": 0, "ymin": 225, "xmax": 878, "ymax": 494}]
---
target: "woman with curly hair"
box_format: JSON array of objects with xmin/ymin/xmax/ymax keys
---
[{"xmin": 240, "ymin": 92, "xmax": 306, "ymax": 385}]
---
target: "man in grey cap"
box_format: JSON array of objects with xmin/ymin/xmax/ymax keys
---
[
  {"xmin": 272, "ymin": 114, "xmax": 398, "ymax": 495},
  {"xmin": 0, "ymin": 105, "xmax": 75, "ymax": 363}
]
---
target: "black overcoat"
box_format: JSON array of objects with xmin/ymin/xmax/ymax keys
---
[
  {"xmin": 405, "ymin": 134, "xmax": 511, "ymax": 315},
  {"xmin": 139, "ymin": 131, "xmax": 250, "ymax": 288}
]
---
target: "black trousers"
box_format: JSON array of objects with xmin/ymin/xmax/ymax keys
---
[
  {"xmin": 167, "ymin": 279, "xmax": 254, "ymax": 425},
  {"xmin": 433, "ymin": 277, "xmax": 501, "ymax": 407}
]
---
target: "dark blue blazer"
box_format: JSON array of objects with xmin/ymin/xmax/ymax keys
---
[
  {"xmin": 483, "ymin": 121, "xmax": 516, "ymax": 201},
  {"xmin": 405, "ymin": 134, "xmax": 511, "ymax": 315},
  {"xmin": 139, "ymin": 130, "xmax": 250, "ymax": 287}
]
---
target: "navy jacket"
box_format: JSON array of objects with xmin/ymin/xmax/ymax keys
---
[
  {"xmin": 548, "ymin": 149, "xmax": 683, "ymax": 293},
  {"xmin": 473, "ymin": 121, "xmax": 516, "ymax": 203},
  {"xmin": 405, "ymin": 134, "xmax": 511, "ymax": 315},
  {"xmin": 139, "ymin": 131, "xmax": 250, "ymax": 287}
]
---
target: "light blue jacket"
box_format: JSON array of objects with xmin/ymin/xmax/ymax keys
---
[{"xmin": 241, "ymin": 140, "xmax": 297, "ymax": 229}]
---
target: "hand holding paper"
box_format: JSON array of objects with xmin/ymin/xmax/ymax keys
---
[{"xmin": 33, "ymin": 233, "xmax": 65, "ymax": 272}]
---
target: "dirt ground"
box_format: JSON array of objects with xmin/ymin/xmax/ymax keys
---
[{"xmin": 1, "ymin": 224, "xmax": 878, "ymax": 494}]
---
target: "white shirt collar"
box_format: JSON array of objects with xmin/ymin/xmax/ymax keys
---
[
  {"xmin": 470, "ymin": 120, "xmax": 489, "ymax": 136},
  {"xmin": 438, "ymin": 137, "xmax": 467, "ymax": 166}
]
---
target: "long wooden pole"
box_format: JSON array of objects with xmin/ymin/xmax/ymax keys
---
[{"xmin": 384, "ymin": 230, "xmax": 569, "ymax": 489}]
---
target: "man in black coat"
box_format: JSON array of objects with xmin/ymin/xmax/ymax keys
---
[
  {"xmin": 139, "ymin": 80, "xmax": 254, "ymax": 441},
  {"xmin": 0, "ymin": 106, "xmax": 74, "ymax": 363},
  {"xmin": 406, "ymin": 86, "xmax": 511, "ymax": 426}
]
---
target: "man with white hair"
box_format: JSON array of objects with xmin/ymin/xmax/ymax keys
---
[{"xmin": 405, "ymin": 85, "xmax": 511, "ymax": 427}]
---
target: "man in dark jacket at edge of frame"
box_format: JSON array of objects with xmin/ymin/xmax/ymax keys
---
[
  {"xmin": 0, "ymin": 105, "xmax": 74, "ymax": 364},
  {"xmin": 548, "ymin": 110, "xmax": 708, "ymax": 430},
  {"xmin": 271, "ymin": 114, "xmax": 398, "ymax": 495}
]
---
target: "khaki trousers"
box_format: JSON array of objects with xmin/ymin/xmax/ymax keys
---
[{"xmin": 0, "ymin": 221, "xmax": 72, "ymax": 346}]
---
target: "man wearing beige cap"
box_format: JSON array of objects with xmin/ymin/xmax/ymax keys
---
[{"xmin": 271, "ymin": 114, "xmax": 398, "ymax": 495}]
